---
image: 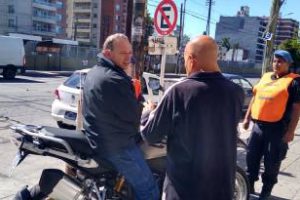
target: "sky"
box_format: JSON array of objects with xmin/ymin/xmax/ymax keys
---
[{"xmin": 147, "ymin": 0, "xmax": 300, "ymax": 39}]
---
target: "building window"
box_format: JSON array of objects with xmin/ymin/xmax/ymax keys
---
[
  {"xmin": 93, "ymin": 24, "xmax": 97, "ymax": 28},
  {"xmin": 57, "ymin": 14, "xmax": 62, "ymax": 21},
  {"xmin": 93, "ymin": 3, "xmax": 98, "ymax": 8},
  {"xmin": 8, "ymin": 5, "xmax": 15, "ymax": 14},
  {"xmin": 56, "ymin": 1, "xmax": 63, "ymax": 9},
  {"xmin": 115, "ymin": 4, "xmax": 120, "ymax": 11},
  {"xmin": 93, "ymin": 14, "xmax": 97, "ymax": 18},
  {"xmin": 8, "ymin": 19, "xmax": 15, "ymax": 27}
]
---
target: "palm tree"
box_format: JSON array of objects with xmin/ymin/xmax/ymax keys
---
[{"xmin": 221, "ymin": 37, "xmax": 231, "ymax": 51}]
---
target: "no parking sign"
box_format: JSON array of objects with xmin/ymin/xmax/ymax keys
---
[{"xmin": 154, "ymin": 0, "xmax": 178, "ymax": 36}]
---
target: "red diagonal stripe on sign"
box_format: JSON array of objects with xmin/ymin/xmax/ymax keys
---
[{"xmin": 159, "ymin": 4, "xmax": 172, "ymax": 29}]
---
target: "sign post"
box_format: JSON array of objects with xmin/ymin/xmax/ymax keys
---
[{"xmin": 152, "ymin": 0, "xmax": 178, "ymax": 93}]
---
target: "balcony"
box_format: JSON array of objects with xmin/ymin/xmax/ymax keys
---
[
  {"xmin": 33, "ymin": 15, "xmax": 57, "ymax": 24},
  {"xmin": 76, "ymin": 37, "xmax": 91, "ymax": 43},
  {"xmin": 77, "ymin": 28, "xmax": 91, "ymax": 33},
  {"xmin": 32, "ymin": 0, "xmax": 57, "ymax": 11},
  {"xmin": 73, "ymin": 6, "xmax": 91, "ymax": 13},
  {"xmin": 74, "ymin": 0, "xmax": 91, "ymax": 2},
  {"xmin": 77, "ymin": 18, "xmax": 91, "ymax": 23}
]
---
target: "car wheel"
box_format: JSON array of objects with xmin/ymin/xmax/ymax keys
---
[
  {"xmin": 57, "ymin": 121, "xmax": 76, "ymax": 130},
  {"xmin": 3, "ymin": 67, "xmax": 16, "ymax": 79}
]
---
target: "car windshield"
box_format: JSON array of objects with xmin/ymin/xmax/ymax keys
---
[{"xmin": 63, "ymin": 72, "xmax": 87, "ymax": 89}]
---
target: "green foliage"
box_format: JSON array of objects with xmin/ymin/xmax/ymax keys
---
[
  {"xmin": 221, "ymin": 37, "xmax": 231, "ymax": 51},
  {"xmin": 278, "ymin": 38, "xmax": 300, "ymax": 67}
]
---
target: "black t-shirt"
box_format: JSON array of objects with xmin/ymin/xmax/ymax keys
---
[{"xmin": 285, "ymin": 77, "xmax": 300, "ymax": 122}]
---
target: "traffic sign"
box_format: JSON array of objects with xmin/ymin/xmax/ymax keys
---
[{"xmin": 154, "ymin": 0, "xmax": 178, "ymax": 36}]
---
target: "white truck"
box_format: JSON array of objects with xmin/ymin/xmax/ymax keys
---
[{"xmin": 0, "ymin": 36, "xmax": 26, "ymax": 79}]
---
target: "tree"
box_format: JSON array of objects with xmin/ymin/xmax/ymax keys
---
[
  {"xmin": 221, "ymin": 37, "xmax": 231, "ymax": 51},
  {"xmin": 278, "ymin": 38, "xmax": 300, "ymax": 68}
]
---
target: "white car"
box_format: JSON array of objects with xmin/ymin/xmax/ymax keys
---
[
  {"xmin": 51, "ymin": 68, "xmax": 89, "ymax": 129},
  {"xmin": 51, "ymin": 70, "xmax": 170, "ymax": 129}
]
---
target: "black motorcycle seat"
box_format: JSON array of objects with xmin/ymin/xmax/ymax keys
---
[{"xmin": 40, "ymin": 126, "xmax": 93, "ymax": 157}]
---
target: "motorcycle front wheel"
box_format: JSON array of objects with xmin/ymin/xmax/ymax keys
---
[{"xmin": 234, "ymin": 166, "xmax": 249, "ymax": 200}]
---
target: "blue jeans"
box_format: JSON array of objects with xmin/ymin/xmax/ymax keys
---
[{"xmin": 104, "ymin": 145, "xmax": 159, "ymax": 200}]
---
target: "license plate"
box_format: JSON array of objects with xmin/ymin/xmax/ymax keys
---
[{"xmin": 64, "ymin": 111, "xmax": 77, "ymax": 121}]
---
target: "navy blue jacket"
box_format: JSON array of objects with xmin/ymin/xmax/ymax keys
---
[
  {"xmin": 82, "ymin": 55, "xmax": 140, "ymax": 155},
  {"xmin": 142, "ymin": 72, "xmax": 244, "ymax": 200}
]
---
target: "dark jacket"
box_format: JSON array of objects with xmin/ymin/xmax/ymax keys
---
[
  {"xmin": 142, "ymin": 72, "xmax": 244, "ymax": 200},
  {"xmin": 82, "ymin": 55, "xmax": 140, "ymax": 155}
]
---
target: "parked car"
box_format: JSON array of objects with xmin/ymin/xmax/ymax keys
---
[
  {"xmin": 51, "ymin": 68, "xmax": 89, "ymax": 129},
  {"xmin": 52, "ymin": 70, "xmax": 253, "ymax": 129}
]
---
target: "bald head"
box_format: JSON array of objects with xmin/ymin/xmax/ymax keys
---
[{"xmin": 184, "ymin": 35, "xmax": 220, "ymax": 75}]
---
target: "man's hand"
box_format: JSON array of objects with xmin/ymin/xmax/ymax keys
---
[
  {"xmin": 283, "ymin": 130, "xmax": 295, "ymax": 143},
  {"xmin": 242, "ymin": 119, "xmax": 250, "ymax": 130},
  {"xmin": 143, "ymin": 100, "xmax": 157, "ymax": 112}
]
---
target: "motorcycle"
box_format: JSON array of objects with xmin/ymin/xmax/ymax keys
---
[{"xmin": 10, "ymin": 124, "xmax": 249, "ymax": 200}]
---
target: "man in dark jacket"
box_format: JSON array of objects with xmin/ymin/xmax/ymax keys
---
[
  {"xmin": 141, "ymin": 35, "xmax": 244, "ymax": 200},
  {"xmin": 83, "ymin": 33, "xmax": 158, "ymax": 200}
]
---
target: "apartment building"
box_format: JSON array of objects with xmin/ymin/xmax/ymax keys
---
[
  {"xmin": 66, "ymin": 0, "xmax": 101, "ymax": 46},
  {"xmin": 99, "ymin": 0, "xmax": 132, "ymax": 47},
  {"xmin": 0, "ymin": 0, "xmax": 67, "ymax": 39},
  {"xmin": 215, "ymin": 6, "xmax": 299, "ymax": 63}
]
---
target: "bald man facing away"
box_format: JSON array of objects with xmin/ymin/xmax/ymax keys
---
[{"xmin": 141, "ymin": 36, "xmax": 245, "ymax": 200}]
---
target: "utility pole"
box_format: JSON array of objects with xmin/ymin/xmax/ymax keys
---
[
  {"xmin": 178, "ymin": 3, "xmax": 183, "ymax": 48},
  {"xmin": 261, "ymin": 0, "xmax": 285, "ymax": 75},
  {"xmin": 73, "ymin": 16, "xmax": 78, "ymax": 41},
  {"xmin": 131, "ymin": 0, "xmax": 147, "ymax": 78},
  {"xmin": 182, "ymin": 0, "xmax": 187, "ymax": 38},
  {"xmin": 205, "ymin": 0, "xmax": 214, "ymax": 36}
]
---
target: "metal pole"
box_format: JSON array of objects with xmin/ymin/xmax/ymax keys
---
[
  {"xmin": 206, "ymin": 0, "xmax": 212, "ymax": 36},
  {"xmin": 159, "ymin": 39, "xmax": 166, "ymax": 99},
  {"xmin": 74, "ymin": 16, "xmax": 78, "ymax": 41},
  {"xmin": 182, "ymin": 0, "xmax": 187, "ymax": 37},
  {"xmin": 261, "ymin": 0, "xmax": 284, "ymax": 75},
  {"xmin": 178, "ymin": 3, "xmax": 183, "ymax": 48}
]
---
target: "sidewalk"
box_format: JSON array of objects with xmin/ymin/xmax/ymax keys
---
[{"xmin": 239, "ymin": 123, "xmax": 300, "ymax": 200}]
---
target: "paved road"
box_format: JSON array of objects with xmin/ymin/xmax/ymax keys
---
[
  {"xmin": 0, "ymin": 72, "xmax": 67, "ymax": 199},
  {"xmin": 0, "ymin": 71, "xmax": 299, "ymax": 199}
]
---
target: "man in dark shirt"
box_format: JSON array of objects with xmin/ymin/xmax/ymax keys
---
[
  {"xmin": 83, "ymin": 33, "xmax": 158, "ymax": 200},
  {"xmin": 141, "ymin": 35, "xmax": 244, "ymax": 200}
]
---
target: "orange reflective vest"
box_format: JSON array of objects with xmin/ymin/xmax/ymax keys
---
[
  {"xmin": 132, "ymin": 78, "xmax": 142, "ymax": 99},
  {"xmin": 251, "ymin": 72, "xmax": 300, "ymax": 122}
]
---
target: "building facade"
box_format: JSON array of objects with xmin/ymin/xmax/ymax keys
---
[
  {"xmin": 99, "ymin": 0, "xmax": 132, "ymax": 47},
  {"xmin": 0, "ymin": 0, "xmax": 67, "ymax": 39},
  {"xmin": 215, "ymin": 7, "xmax": 299, "ymax": 63},
  {"xmin": 66, "ymin": 0, "xmax": 101, "ymax": 47}
]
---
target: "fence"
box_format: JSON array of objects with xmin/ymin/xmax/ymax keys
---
[{"xmin": 25, "ymin": 42, "xmax": 99, "ymax": 71}]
